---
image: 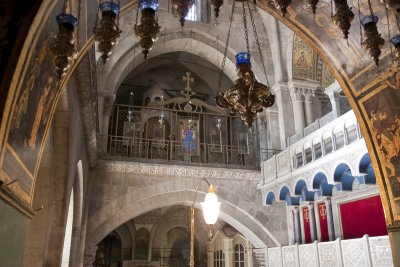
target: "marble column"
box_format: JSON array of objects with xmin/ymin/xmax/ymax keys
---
[
  {"xmin": 308, "ymin": 204, "xmax": 318, "ymax": 242},
  {"xmin": 325, "ymin": 198, "xmax": 335, "ymax": 241},
  {"xmin": 272, "ymin": 83, "xmax": 295, "ymax": 149},
  {"xmin": 289, "ymin": 87, "xmax": 305, "ymax": 133},
  {"xmin": 304, "ymin": 90, "xmax": 314, "ymax": 126},
  {"xmin": 325, "ymin": 81, "xmax": 342, "ymax": 118},
  {"xmin": 293, "ymin": 207, "xmax": 302, "ymax": 244}
]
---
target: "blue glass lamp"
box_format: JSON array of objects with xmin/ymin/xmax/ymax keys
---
[{"xmin": 235, "ymin": 52, "xmax": 251, "ymax": 65}]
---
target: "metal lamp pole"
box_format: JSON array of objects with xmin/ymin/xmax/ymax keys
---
[{"xmin": 190, "ymin": 178, "xmax": 220, "ymax": 267}]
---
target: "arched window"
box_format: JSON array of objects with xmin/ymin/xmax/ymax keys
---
[
  {"xmin": 235, "ymin": 243, "xmax": 245, "ymax": 267},
  {"xmin": 61, "ymin": 189, "xmax": 74, "ymax": 267},
  {"xmin": 213, "ymin": 250, "xmax": 225, "ymax": 267}
]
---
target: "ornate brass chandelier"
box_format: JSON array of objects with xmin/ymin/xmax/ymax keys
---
[
  {"xmin": 93, "ymin": 1, "xmax": 122, "ymax": 63},
  {"xmin": 172, "ymin": 0, "xmax": 195, "ymax": 27},
  {"xmin": 134, "ymin": 0, "xmax": 161, "ymax": 59},
  {"xmin": 332, "ymin": 0, "xmax": 354, "ymax": 40},
  {"xmin": 216, "ymin": 53, "xmax": 275, "ymax": 127},
  {"xmin": 215, "ymin": 1, "xmax": 275, "ymax": 128},
  {"xmin": 49, "ymin": 13, "xmax": 78, "ymax": 78},
  {"xmin": 361, "ymin": 15, "xmax": 385, "ymax": 66}
]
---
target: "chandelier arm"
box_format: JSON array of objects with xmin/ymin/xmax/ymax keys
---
[
  {"xmin": 217, "ymin": 1, "xmax": 236, "ymax": 93},
  {"xmin": 242, "ymin": 2, "xmax": 250, "ymax": 54},
  {"xmin": 76, "ymin": 0, "xmax": 82, "ymax": 49},
  {"xmin": 247, "ymin": 0, "xmax": 270, "ymax": 87}
]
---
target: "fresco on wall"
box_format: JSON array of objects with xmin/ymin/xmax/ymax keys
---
[
  {"xmin": 362, "ymin": 67, "xmax": 400, "ymax": 219},
  {"xmin": 1, "ymin": 34, "xmax": 60, "ymax": 203},
  {"xmin": 292, "ymin": 34, "xmax": 334, "ymax": 87}
]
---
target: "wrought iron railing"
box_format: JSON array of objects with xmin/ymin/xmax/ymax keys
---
[{"xmin": 100, "ymin": 135, "xmax": 259, "ymax": 169}]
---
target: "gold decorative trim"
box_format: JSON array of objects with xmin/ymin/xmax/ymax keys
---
[{"xmin": 0, "ymin": 181, "xmax": 34, "ymax": 219}]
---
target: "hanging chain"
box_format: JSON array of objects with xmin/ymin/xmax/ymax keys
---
[
  {"xmin": 63, "ymin": 0, "xmax": 68, "ymax": 13},
  {"xmin": 117, "ymin": 0, "xmax": 121, "ymax": 28},
  {"xmin": 242, "ymin": 2, "xmax": 250, "ymax": 54},
  {"xmin": 397, "ymin": 6, "xmax": 400, "ymax": 32},
  {"xmin": 76, "ymin": 0, "xmax": 82, "ymax": 50},
  {"xmin": 385, "ymin": 2, "xmax": 394, "ymax": 58},
  {"xmin": 357, "ymin": 0, "xmax": 363, "ymax": 44},
  {"xmin": 217, "ymin": 1, "xmax": 236, "ymax": 93},
  {"xmin": 93, "ymin": 0, "xmax": 100, "ymax": 33},
  {"xmin": 247, "ymin": 0, "xmax": 270, "ymax": 87},
  {"xmin": 330, "ymin": 0, "xmax": 333, "ymax": 18},
  {"xmin": 367, "ymin": 0, "xmax": 374, "ymax": 16}
]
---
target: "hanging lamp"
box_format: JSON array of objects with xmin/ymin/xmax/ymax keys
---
[
  {"xmin": 215, "ymin": 1, "xmax": 275, "ymax": 128},
  {"xmin": 93, "ymin": 1, "xmax": 122, "ymax": 63},
  {"xmin": 49, "ymin": 0, "xmax": 80, "ymax": 78},
  {"xmin": 172, "ymin": 0, "xmax": 195, "ymax": 27},
  {"xmin": 134, "ymin": 0, "xmax": 161, "ymax": 59},
  {"xmin": 331, "ymin": 0, "xmax": 354, "ymax": 40}
]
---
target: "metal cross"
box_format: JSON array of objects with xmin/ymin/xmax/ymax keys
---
[{"xmin": 183, "ymin": 72, "xmax": 194, "ymax": 91}]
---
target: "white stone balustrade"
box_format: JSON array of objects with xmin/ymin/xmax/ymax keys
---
[
  {"xmin": 264, "ymin": 235, "xmax": 393, "ymax": 267},
  {"xmin": 260, "ymin": 110, "xmax": 367, "ymax": 195}
]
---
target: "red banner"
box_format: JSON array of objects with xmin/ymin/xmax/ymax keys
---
[
  {"xmin": 318, "ymin": 202, "xmax": 329, "ymax": 241},
  {"xmin": 340, "ymin": 195, "xmax": 388, "ymax": 239},
  {"xmin": 302, "ymin": 207, "xmax": 311, "ymax": 243}
]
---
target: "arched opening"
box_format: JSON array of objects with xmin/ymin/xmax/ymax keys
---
[{"xmin": 94, "ymin": 232, "xmax": 122, "ymax": 267}]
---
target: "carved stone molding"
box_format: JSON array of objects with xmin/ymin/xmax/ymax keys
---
[
  {"xmin": 97, "ymin": 160, "xmax": 261, "ymax": 180},
  {"xmin": 0, "ymin": 181, "xmax": 35, "ymax": 219}
]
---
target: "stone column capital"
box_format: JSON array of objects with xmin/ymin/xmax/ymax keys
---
[{"xmin": 324, "ymin": 81, "xmax": 342, "ymax": 98}]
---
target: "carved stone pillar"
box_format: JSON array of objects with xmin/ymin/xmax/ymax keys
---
[
  {"xmin": 293, "ymin": 207, "xmax": 302, "ymax": 244},
  {"xmin": 252, "ymin": 248, "xmax": 267, "ymax": 267},
  {"xmin": 289, "ymin": 87, "xmax": 305, "ymax": 133},
  {"xmin": 272, "ymin": 83, "xmax": 295, "ymax": 149},
  {"xmin": 308, "ymin": 203, "xmax": 318, "ymax": 242},
  {"xmin": 324, "ymin": 81, "xmax": 351, "ymax": 118},
  {"xmin": 325, "ymin": 198, "xmax": 335, "ymax": 241},
  {"xmin": 304, "ymin": 89, "xmax": 316, "ymax": 126}
]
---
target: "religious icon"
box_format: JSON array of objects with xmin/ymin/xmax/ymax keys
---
[{"xmin": 180, "ymin": 119, "xmax": 199, "ymax": 155}]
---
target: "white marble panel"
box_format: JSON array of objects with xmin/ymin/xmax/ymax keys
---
[
  {"xmin": 369, "ymin": 236, "xmax": 393, "ymax": 267},
  {"xmin": 282, "ymin": 245, "xmax": 299, "ymax": 267},
  {"xmin": 318, "ymin": 240, "xmax": 342, "ymax": 267},
  {"xmin": 298, "ymin": 242, "xmax": 319, "ymax": 267},
  {"xmin": 268, "ymin": 247, "xmax": 282, "ymax": 267},
  {"xmin": 341, "ymin": 236, "xmax": 370, "ymax": 267}
]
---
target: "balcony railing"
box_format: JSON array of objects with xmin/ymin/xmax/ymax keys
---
[
  {"xmin": 266, "ymin": 235, "xmax": 393, "ymax": 267},
  {"xmin": 100, "ymin": 135, "xmax": 259, "ymax": 169}
]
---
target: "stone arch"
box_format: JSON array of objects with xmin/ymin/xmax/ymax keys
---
[
  {"xmin": 278, "ymin": 185, "xmax": 299, "ymax": 206},
  {"xmin": 294, "ymin": 179, "xmax": 314, "ymax": 201},
  {"xmin": 333, "ymin": 163, "xmax": 354, "ymax": 191},
  {"xmin": 265, "ymin": 191, "xmax": 275, "ymax": 205},
  {"xmin": 312, "ymin": 172, "xmax": 333, "ymax": 197},
  {"xmin": 359, "ymin": 153, "xmax": 377, "ymax": 185},
  {"xmin": 1, "ymin": 1, "xmax": 400, "ymax": 264},
  {"xmin": 85, "ymin": 189, "xmax": 281, "ymax": 254},
  {"xmin": 115, "ymin": 224, "xmax": 133, "ymax": 261}
]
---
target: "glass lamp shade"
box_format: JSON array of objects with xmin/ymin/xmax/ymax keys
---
[
  {"xmin": 360, "ymin": 15, "xmax": 378, "ymax": 27},
  {"xmin": 56, "ymin": 13, "xmax": 79, "ymax": 29},
  {"xmin": 200, "ymin": 191, "xmax": 221, "ymax": 224},
  {"xmin": 139, "ymin": 0, "xmax": 160, "ymax": 11},
  {"xmin": 235, "ymin": 52, "xmax": 251, "ymax": 65},
  {"xmin": 391, "ymin": 35, "xmax": 400, "ymax": 48},
  {"xmin": 100, "ymin": 2, "xmax": 120, "ymax": 15}
]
